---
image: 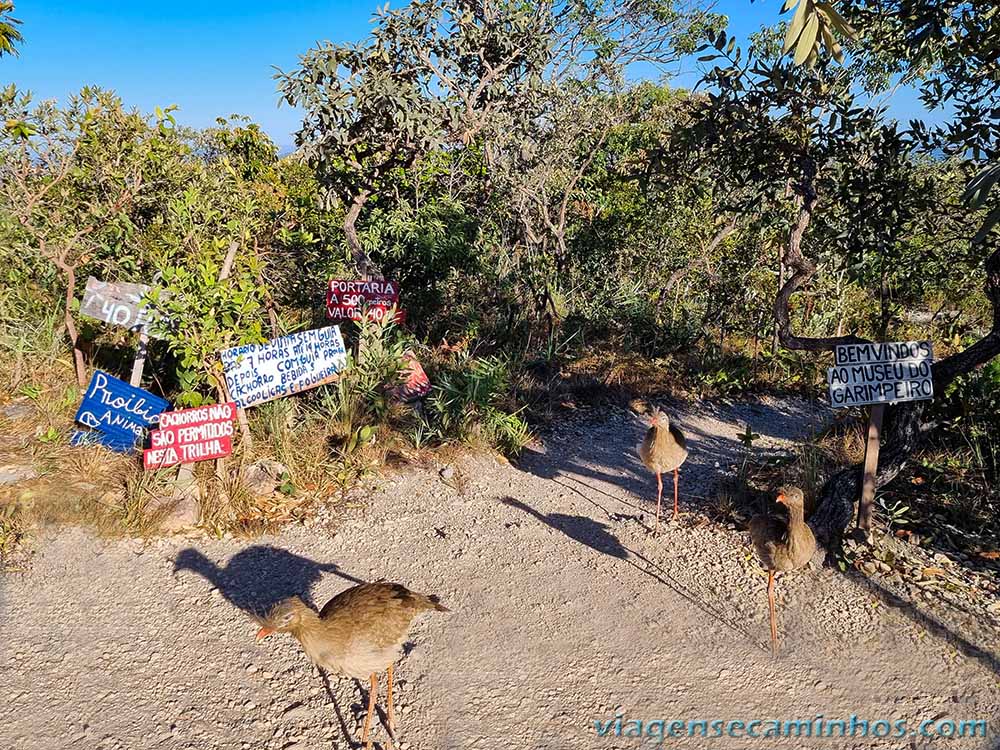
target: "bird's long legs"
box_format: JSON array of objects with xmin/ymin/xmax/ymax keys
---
[
  {"xmin": 386, "ymin": 664, "xmax": 396, "ymax": 747},
  {"xmin": 767, "ymin": 569, "xmax": 778, "ymax": 657},
  {"xmin": 361, "ymin": 672, "xmax": 377, "ymax": 750},
  {"xmin": 673, "ymin": 467, "xmax": 679, "ymax": 518},
  {"xmin": 655, "ymin": 471, "xmax": 663, "ymax": 530}
]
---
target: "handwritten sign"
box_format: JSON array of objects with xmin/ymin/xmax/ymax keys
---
[
  {"xmin": 220, "ymin": 327, "xmax": 348, "ymax": 408},
  {"xmin": 80, "ymin": 277, "xmax": 164, "ymax": 336},
  {"xmin": 73, "ymin": 370, "xmax": 169, "ymax": 453},
  {"xmin": 144, "ymin": 402, "xmax": 236, "ymax": 469},
  {"xmin": 326, "ymin": 279, "xmax": 403, "ymax": 322},
  {"xmin": 391, "ymin": 351, "xmax": 431, "ymax": 402},
  {"xmin": 827, "ymin": 341, "xmax": 934, "ymax": 407}
]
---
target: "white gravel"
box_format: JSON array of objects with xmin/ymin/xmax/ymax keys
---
[{"xmin": 2, "ymin": 397, "xmax": 998, "ymax": 750}]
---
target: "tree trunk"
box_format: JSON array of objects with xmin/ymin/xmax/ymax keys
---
[
  {"xmin": 343, "ymin": 189, "xmax": 382, "ymax": 279},
  {"xmin": 810, "ymin": 398, "xmax": 926, "ymax": 550}
]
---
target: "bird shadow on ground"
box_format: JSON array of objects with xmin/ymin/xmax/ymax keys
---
[
  {"xmin": 172, "ymin": 545, "xmax": 366, "ymax": 618},
  {"xmin": 501, "ymin": 497, "xmax": 769, "ymax": 652},
  {"xmin": 318, "ymin": 668, "xmax": 390, "ymax": 750}
]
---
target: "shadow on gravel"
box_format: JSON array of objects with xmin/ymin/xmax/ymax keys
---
[
  {"xmin": 502, "ymin": 496, "xmax": 769, "ymax": 652},
  {"xmin": 318, "ymin": 669, "xmax": 362, "ymax": 749},
  {"xmin": 847, "ymin": 571, "xmax": 1000, "ymax": 676},
  {"xmin": 513, "ymin": 401, "xmax": 827, "ymax": 517},
  {"xmin": 501, "ymin": 497, "xmax": 628, "ymax": 558},
  {"xmin": 173, "ymin": 546, "xmax": 365, "ymax": 617}
]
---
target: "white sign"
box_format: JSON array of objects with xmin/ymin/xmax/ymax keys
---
[
  {"xmin": 80, "ymin": 277, "xmax": 166, "ymax": 337},
  {"xmin": 828, "ymin": 340, "xmax": 934, "ymax": 408},
  {"xmin": 220, "ymin": 327, "xmax": 348, "ymax": 408}
]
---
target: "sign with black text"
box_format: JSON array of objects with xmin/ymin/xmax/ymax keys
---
[
  {"xmin": 80, "ymin": 277, "xmax": 165, "ymax": 337},
  {"xmin": 827, "ymin": 341, "xmax": 934, "ymax": 408}
]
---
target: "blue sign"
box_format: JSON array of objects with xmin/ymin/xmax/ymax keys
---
[
  {"xmin": 70, "ymin": 429, "xmax": 143, "ymax": 453},
  {"xmin": 73, "ymin": 370, "xmax": 170, "ymax": 453}
]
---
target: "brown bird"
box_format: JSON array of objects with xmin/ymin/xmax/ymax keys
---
[
  {"xmin": 749, "ymin": 487, "xmax": 816, "ymax": 656},
  {"xmin": 256, "ymin": 582, "xmax": 449, "ymax": 750},
  {"xmin": 637, "ymin": 408, "xmax": 689, "ymax": 529}
]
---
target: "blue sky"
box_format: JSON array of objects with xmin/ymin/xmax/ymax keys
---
[{"xmin": 3, "ymin": 1, "xmax": 934, "ymax": 149}]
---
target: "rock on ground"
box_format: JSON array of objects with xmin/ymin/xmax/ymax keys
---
[{"xmin": 1, "ymin": 397, "xmax": 998, "ymax": 750}]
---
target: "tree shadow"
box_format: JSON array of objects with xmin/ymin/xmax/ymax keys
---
[
  {"xmin": 842, "ymin": 567, "xmax": 1000, "ymax": 676},
  {"xmin": 501, "ymin": 496, "xmax": 768, "ymax": 651},
  {"xmin": 514, "ymin": 399, "xmax": 829, "ymax": 517},
  {"xmin": 172, "ymin": 545, "xmax": 366, "ymax": 617}
]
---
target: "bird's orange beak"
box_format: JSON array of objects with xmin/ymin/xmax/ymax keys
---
[
  {"xmin": 776, "ymin": 492, "xmax": 787, "ymax": 505},
  {"xmin": 255, "ymin": 626, "xmax": 274, "ymax": 642}
]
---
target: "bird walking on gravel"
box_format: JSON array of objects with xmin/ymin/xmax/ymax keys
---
[
  {"xmin": 255, "ymin": 581, "xmax": 449, "ymax": 750},
  {"xmin": 749, "ymin": 487, "xmax": 816, "ymax": 656},
  {"xmin": 637, "ymin": 408, "xmax": 689, "ymax": 530}
]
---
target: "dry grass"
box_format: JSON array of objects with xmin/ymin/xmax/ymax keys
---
[{"xmin": 563, "ymin": 349, "xmax": 687, "ymax": 399}]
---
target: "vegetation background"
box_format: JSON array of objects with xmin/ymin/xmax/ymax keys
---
[{"xmin": 0, "ymin": 0, "xmax": 996, "ymax": 560}]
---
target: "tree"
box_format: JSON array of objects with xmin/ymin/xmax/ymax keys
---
[
  {"xmin": 277, "ymin": 0, "xmax": 549, "ymax": 279},
  {"xmin": 473, "ymin": 0, "xmax": 722, "ymax": 331},
  {"xmin": 0, "ymin": 87, "xmax": 154, "ymax": 385},
  {"xmin": 694, "ymin": 23, "xmax": 998, "ymax": 545},
  {"xmin": 278, "ymin": 0, "xmax": 720, "ymax": 285},
  {"xmin": 0, "ymin": 1, "xmax": 23, "ymax": 58}
]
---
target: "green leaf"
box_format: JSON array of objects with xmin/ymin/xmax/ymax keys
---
[{"xmin": 972, "ymin": 204, "xmax": 1000, "ymax": 245}]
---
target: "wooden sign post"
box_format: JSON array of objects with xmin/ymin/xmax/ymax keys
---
[
  {"xmin": 827, "ymin": 341, "xmax": 934, "ymax": 533},
  {"xmin": 858, "ymin": 403, "xmax": 885, "ymax": 532}
]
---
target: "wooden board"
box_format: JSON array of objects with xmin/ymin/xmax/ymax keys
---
[
  {"xmin": 144, "ymin": 402, "xmax": 237, "ymax": 470},
  {"xmin": 220, "ymin": 327, "xmax": 348, "ymax": 408},
  {"xmin": 73, "ymin": 370, "xmax": 169, "ymax": 453},
  {"xmin": 827, "ymin": 341, "xmax": 934, "ymax": 407},
  {"xmin": 326, "ymin": 279, "xmax": 403, "ymax": 322},
  {"xmin": 80, "ymin": 277, "xmax": 164, "ymax": 336}
]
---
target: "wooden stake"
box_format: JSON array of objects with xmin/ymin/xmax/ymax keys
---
[
  {"xmin": 220, "ymin": 375, "xmax": 252, "ymax": 449},
  {"xmin": 216, "ymin": 239, "xmax": 252, "ymax": 449},
  {"xmin": 129, "ymin": 329, "xmax": 149, "ymax": 387},
  {"xmin": 857, "ymin": 403, "xmax": 885, "ymax": 533}
]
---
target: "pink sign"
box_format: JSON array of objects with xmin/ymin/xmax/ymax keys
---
[{"xmin": 143, "ymin": 402, "xmax": 237, "ymax": 470}]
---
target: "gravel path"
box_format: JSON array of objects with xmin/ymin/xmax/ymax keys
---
[{"xmin": 2, "ymin": 397, "xmax": 998, "ymax": 750}]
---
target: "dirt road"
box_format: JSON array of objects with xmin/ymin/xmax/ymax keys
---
[{"xmin": 3, "ymin": 398, "xmax": 998, "ymax": 750}]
